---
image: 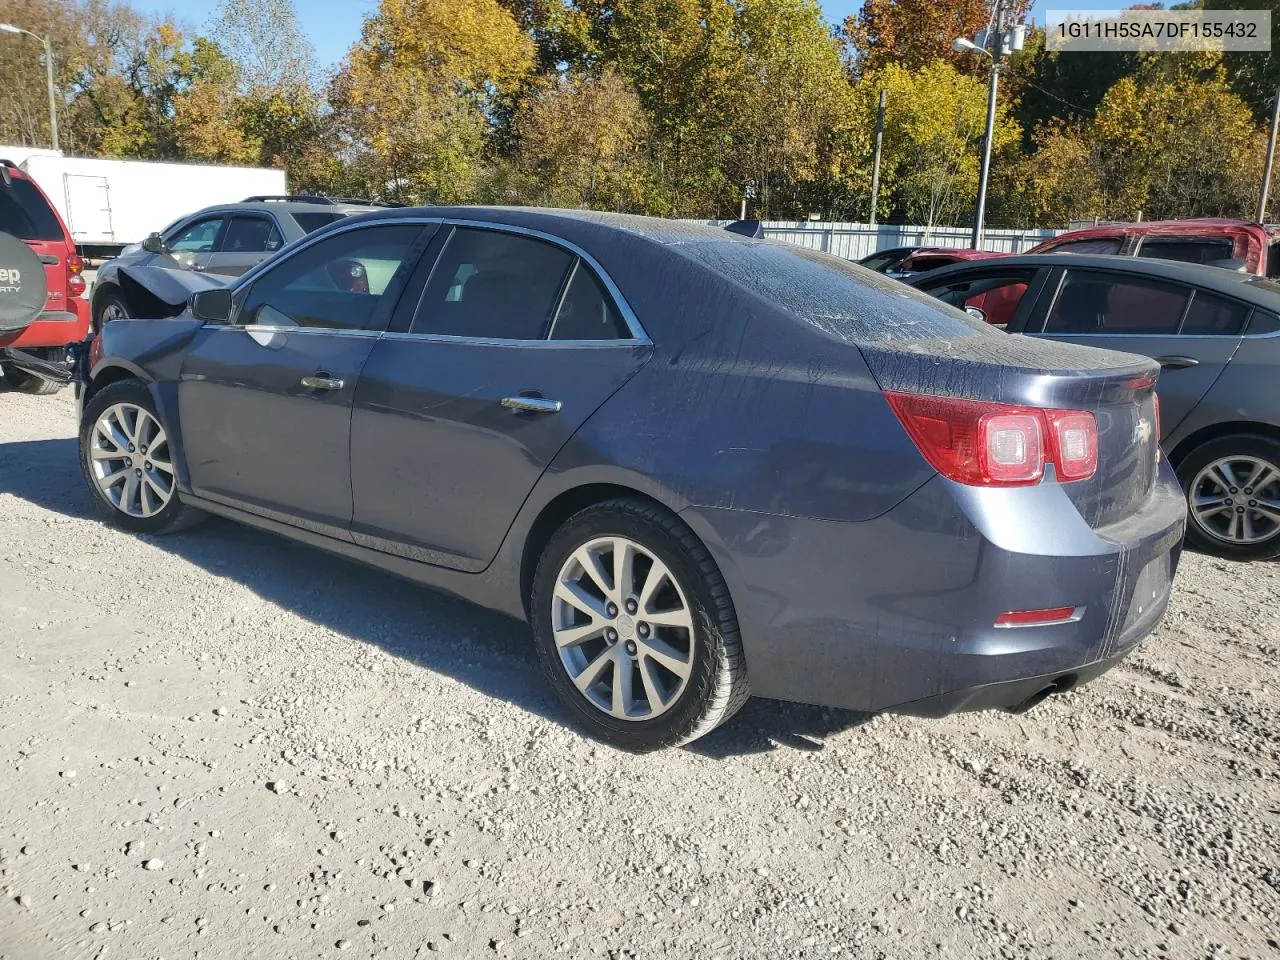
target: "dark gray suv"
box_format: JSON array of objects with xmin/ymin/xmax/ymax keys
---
[
  {"xmin": 90, "ymin": 196, "xmax": 382, "ymax": 329},
  {"xmin": 909, "ymin": 254, "xmax": 1280, "ymax": 560}
]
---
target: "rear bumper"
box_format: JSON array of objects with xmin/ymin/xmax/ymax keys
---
[
  {"xmin": 4, "ymin": 298, "xmax": 90, "ymax": 349},
  {"xmin": 680, "ymin": 463, "xmax": 1186, "ymax": 716}
]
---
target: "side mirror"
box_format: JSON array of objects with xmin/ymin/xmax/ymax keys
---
[
  {"xmin": 190, "ymin": 288, "xmax": 232, "ymax": 323},
  {"xmin": 142, "ymin": 232, "xmax": 166, "ymax": 254},
  {"xmin": 964, "ymin": 305, "xmax": 988, "ymax": 323}
]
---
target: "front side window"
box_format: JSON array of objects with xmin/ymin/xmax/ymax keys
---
[
  {"xmin": 1044, "ymin": 270, "xmax": 1190, "ymax": 335},
  {"xmin": 238, "ymin": 224, "xmax": 422, "ymax": 331},
  {"xmin": 412, "ymin": 227, "xmax": 574, "ymax": 340},
  {"xmin": 920, "ymin": 270, "xmax": 1035, "ymax": 329},
  {"xmin": 221, "ymin": 216, "xmax": 282, "ymax": 254},
  {"xmin": 168, "ymin": 218, "xmax": 225, "ymax": 253}
]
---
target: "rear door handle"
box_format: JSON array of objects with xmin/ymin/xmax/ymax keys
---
[
  {"xmin": 1155, "ymin": 356, "xmax": 1199, "ymax": 369},
  {"xmin": 500, "ymin": 396, "xmax": 562, "ymax": 414},
  {"xmin": 301, "ymin": 375, "xmax": 345, "ymax": 391}
]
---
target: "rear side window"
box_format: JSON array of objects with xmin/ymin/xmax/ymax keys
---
[
  {"xmin": 1179, "ymin": 291, "xmax": 1249, "ymax": 336},
  {"xmin": 239, "ymin": 223, "xmax": 421, "ymax": 330},
  {"xmin": 220, "ymin": 216, "xmax": 282, "ymax": 253},
  {"xmin": 412, "ymin": 227, "xmax": 574, "ymax": 340},
  {"xmin": 293, "ymin": 212, "xmax": 349, "ymax": 234},
  {"xmin": 1044, "ymin": 238, "xmax": 1123, "ymax": 255},
  {"xmin": 1136, "ymin": 237, "xmax": 1234, "ymax": 265},
  {"xmin": 1045, "ymin": 270, "xmax": 1190, "ymax": 335},
  {"xmin": 550, "ymin": 263, "xmax": 629, "ymax": 340},
  {"xmin": 0, "ymin": 177, "xmax": 63, "ymax": 241}
]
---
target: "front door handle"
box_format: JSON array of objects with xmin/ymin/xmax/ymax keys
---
[
  {"xmin": 501, "ymin": 395, "xmax": 562, "ymax": 414},
  {"xmin": 1156, "ymin": 355, "xmax": 1199, "ymax": 369},
  {"xmin": 301, "ymin": 375, "xmax": 345, "ymax": 391}
]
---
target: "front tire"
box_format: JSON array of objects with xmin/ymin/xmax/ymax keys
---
[
  {"xmin": 2, "ymin": 364, "xmax": 64, "ymax": 395},
  {"xmin": 94, "ymin": 289, "xmax": 131, "ymax": 331},
  {"xmin": 79, "ymin": 379, "xmax": 197, "ymax": 534},
  {"xmin": 530, "ymin": 498, "xmax": 750, "ymax": 751},
  {"xmin": 1176, "ymin": 434, "xmax": 1280, "ymax": 561}
]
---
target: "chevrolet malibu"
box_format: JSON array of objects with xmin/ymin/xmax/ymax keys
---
[{"xmin": 76, "ymin": 209, "xmax": 1186, "ymax": 750}]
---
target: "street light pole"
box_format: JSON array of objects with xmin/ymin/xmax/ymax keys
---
[
  {"xmin": 972, "ymin": 55, "xmax": 1000, "ymax": 249},
  {"xmin": 0, "ymin": 24, "xmax": 59, "ymax": 151}
]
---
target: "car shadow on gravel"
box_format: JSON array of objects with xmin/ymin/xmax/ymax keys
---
[{"xmin": 3, "ymin": 436, "xmax": 875, "ymax": 756}]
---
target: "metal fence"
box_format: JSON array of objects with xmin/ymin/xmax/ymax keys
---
[{"xmin": 690, "ymin": 220, "xmax": 1061, "ymax": 259}]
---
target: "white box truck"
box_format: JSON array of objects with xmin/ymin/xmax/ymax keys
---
[{"xmin": 0, "ymin": 148, "xmax": 287, "ymax": 258}]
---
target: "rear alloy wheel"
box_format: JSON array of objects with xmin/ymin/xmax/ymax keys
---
[
  {"xmin": 530, "ymin": 499, "xmax": 750, "ymax": 750},
  {"xmin": 79, "ymin": 379, "xmax": 197, "ymax": 534},
  {"xmin": 1177, "ymin": 435, "xmax": 1280, "ymax": 561}
]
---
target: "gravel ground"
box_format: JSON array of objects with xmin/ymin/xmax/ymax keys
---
[{"xmin": 1, "ymin": 387, "xmax": 1278, "ymax": 960}]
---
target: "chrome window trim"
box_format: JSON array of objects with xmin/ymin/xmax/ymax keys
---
[
  {"xmin": 378, "ymin": 331, "xmax": 649, "ymax": 349},
  {"xmin": 227, "ymin": 214, "xmax": 650, "ymax": 344}
]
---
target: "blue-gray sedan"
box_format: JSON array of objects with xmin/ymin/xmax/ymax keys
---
[{"xmin": 75, "ymin": 209, "xmax": 1186, "ymax": 750}]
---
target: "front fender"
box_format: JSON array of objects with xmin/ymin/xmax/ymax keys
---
[{"xmin": 115, "ymin": 265, "xmax": 232, "ymax": 317}]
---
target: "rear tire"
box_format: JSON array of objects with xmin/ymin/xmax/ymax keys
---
[
  {"xmin": 79, "ymin": 379, "xmax": 200, "ymax": 534},
  {"xmin": 2, "ymin": 364, "xmax": 63, "ymax": 395},
  {"xmin": 1175, "ymin": 434, "xmax": 1280, "ymax": 561},
  {"xmin": 529, "ymin": 498, "xmax": 750, "ymax": 751}
]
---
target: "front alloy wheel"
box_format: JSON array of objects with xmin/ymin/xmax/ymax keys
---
[
  {"xmin": 88, "ymin": 402, "xmax": 176, "ymax": 518},
  {"xmin": 531, "ymin": 498, "xmax": 750, "ymax": 751},
  {"xmin": 79, "ymin": 378, "xmax": 198, "ymax": 534}
]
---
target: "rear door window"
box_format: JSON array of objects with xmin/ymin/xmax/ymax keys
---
[
  {"xmin": 0, "ymin": 177, "xmax": 63, "ymax": 241},
  {"xmin": 1044, "ymin": 270, "xmax": 1190, "ymax": 334},
  {"xmin": 1136, "ymin": 237, "xmax": 1235, "ymax": 265},
  {"xmin": 293, "ymin": 211, "xmax": 350, "ymax": 234},
  {"xmin": 411, "ymin": 227, "xmax": 574, "ymax": 340},
  {"xmin": 219, "ymin": 216, "xmax": 283, "ymax": 254}
]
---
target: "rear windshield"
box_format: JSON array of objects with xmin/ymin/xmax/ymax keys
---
[
  {"xmin": 0, "ymin": 177, "xmax": 63, "ymax": 241},
  {"xmin": 293, "ymin": 211, "xmax": 349, "ymax": 234},
  {"xmin": 675, "ymin": 240, "xmax": 990, "ymax": 344}
]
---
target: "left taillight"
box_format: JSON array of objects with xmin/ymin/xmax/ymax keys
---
[
  {"xmin": 67, "ymin": 252, "xmax": 86, "ymax": 298},
  {"xmin": 885, "ymin": 391, "xmax": 1098, "ymax": 488}
]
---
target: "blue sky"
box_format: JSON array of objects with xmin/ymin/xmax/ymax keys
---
[{"xmin": 129, "ymin": 0, "xmax": 1130, "ymax": 69}]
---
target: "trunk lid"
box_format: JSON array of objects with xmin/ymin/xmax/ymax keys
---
[{"xmin": 860, "ymin": 334, "xmax": 1162, "ymax": 529}]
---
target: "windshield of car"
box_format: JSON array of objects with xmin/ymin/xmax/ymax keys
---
[
  {"xmin": 293, "ymin": 211, "xmax": 350, "ymax": 233},
  {"xmin": 0, "ymin": 177, "xmax": 64, "ymax": 241},
  {"xmin": 677, "ymin": 240, "xmax": 990, "ymax": 344}
]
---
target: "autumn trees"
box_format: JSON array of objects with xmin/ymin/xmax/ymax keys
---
[{"xmin": 0, "ymin": 0, "xmax": 1276, "ymax": 226}]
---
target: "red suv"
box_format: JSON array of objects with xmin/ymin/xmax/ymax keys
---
[
  {"xmin": 0, "ymin": 160, "xmax": 90, "ymax": 394},
  {"xmin": 1027, "ymin": 218, "xmax": 1280, "ymax": 278}
]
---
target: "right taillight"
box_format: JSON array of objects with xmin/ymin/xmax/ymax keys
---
[{"xmin": 886, "ymin": 392, "xmax": 1099, "ymax": 487}]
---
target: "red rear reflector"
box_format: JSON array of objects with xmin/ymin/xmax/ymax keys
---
[
  {"xmin": 994, "ymin": 606, "xmax": 1078, "ymax": 628},
  {"xmin": 885, "ymin": 392, "xmax": 1098, "ymax": 487}
]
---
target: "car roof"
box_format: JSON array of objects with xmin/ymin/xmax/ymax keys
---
[
  {"xmin": 189, "ymin": 200, "xmax": 380, "ymax": 218},
  {"xmin": 1046, "ymin": 218, "xmax": 1280, "ymax": 241},
  {"xmin": 910, "ymin": 253, "xmax": 1280, "ymax": 305}
]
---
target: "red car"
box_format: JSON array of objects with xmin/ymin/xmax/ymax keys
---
[
  {"xmin": 1028, "ymin": 218, "xmax": 1280, "ymax": 278},
  {"xmin": 894, "ymin": 247, "xmax": 1005, "ymax": 276},
  {"xmin": 0, "ymin": 160, "xmax": 90, "ymax": 394}
]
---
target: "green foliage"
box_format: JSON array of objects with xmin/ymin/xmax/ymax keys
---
[{"xmin": 0, "ymin": 0, "xmax": 1274, "ymax": 228}]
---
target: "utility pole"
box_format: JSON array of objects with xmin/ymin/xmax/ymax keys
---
[
  {"xmin": 970, "ymin": 0, "xmax": 1004, "ymax": 249},
  {"xmin": 869, "ymin": 89, "xmax": 886, "ymax": 225},
  {"xmin": 1258, "ymin": 87, "xmax": 1280, "ymax": 223}
]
